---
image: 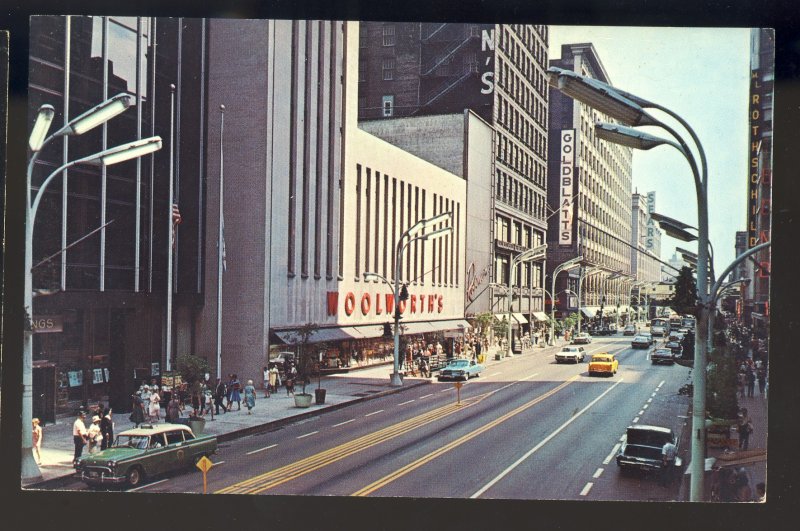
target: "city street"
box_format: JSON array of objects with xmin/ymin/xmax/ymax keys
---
[{"xmin": 48, "ymin": 336, "xmax": 692, "ymax": 500}]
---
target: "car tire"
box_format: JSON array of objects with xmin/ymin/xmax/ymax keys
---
[{"xmin": 126, "ymin": 466, "xmax": 145, "ymax": 488}]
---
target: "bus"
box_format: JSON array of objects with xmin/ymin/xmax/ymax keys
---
[{"xmin": 650, "ymin": 318, "xmax": 670, "ymax": 337}]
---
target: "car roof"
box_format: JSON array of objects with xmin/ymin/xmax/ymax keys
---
[
  {"xmin": 592, "ymin": 353, "xmax": 613, "ymax": 358},
  {"xmin": 118, "ymin": 423, "xmax": 193, "ymax": 437},
  {"xmin": 633, "ymin": 335, "xmax": 647, "ymax": 340},
  {"xmin": 562, "ymin": 346, "xmax": 580, "ymax": 350},
  {"xmin": 655, "ymin": 348, "xmax": 673, "ymax": 353},
  {"xmin": 627, "ymin": 424, "xmax": 672, "ymax": 434}
]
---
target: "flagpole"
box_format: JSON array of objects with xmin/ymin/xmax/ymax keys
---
[
  {"xmin": 166, "ymin": 83, "xmax": 175, "ymax": 372},
  {"xmin": 216, "ymin": 104, "xmax": 225, "ymax": 380}
]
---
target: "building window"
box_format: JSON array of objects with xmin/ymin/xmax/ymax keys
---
[
  {"xmin": 382, "ymin": 24, "xmax": 396, "ymax": 46},
  {"xmin": 382, "ymin": 95, "xmax": 394, "ymax": 117},
  {"xmin": 382, "ymin": 58, "xmax": 394, "ymax": 80}
]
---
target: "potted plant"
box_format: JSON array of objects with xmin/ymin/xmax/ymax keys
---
[{"xmin": 284, "ymin": 323, "xmax": 324, "ymax": 408}]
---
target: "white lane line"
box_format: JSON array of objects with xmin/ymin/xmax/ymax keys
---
[
  {"xmin": 471, "ymin": 378, "xmax": 624, "ymax": 499},
  {"xmin": 520, "ymin": 373, "xmax": 539, "ymax": 381},
  {"xmin": 647, "ymin": 398, "xmax": 653, "ymax": 403},
  {"xmin": 486, "ymin": 372, "xmax": 502, "ymax": 377},
  {"xmin": 214, "ymin": 461, "xmax": 226, "ymax": 465},
  {"xmin": 632, "ymin": 417, "xmax": 640, "ymax": 423},
  {"xmin": 439, "ymin": 388, "xmax": 453, "ymax": 393},
  {"xmin": 651, "ymin": 392, "xmax": 657, "ymax": 397},
  {"xmin": 332, "ymin": 419, "xmax": 356, "ymax": 427},
  {"xmin": 603, "ymin": 443, "xmax": 621, "ymax": 465},
  {"xmin": 638, "ymin": 410, "xmax": 645, "ymax": 416},
  {"xmin": 420, "ymin": 393, "xmax": 434, "ymax": 399},
  {"xmin": 297, "ymin": 431, "xmax": 319, "ymax": 439},
  {"xmin": 246, "ymin": 444, "xmax": 277, "ymax": 455},
  {"xmin": 658, "ymin": 380, "xmax": 665, "ymax": 388},
  {"xmin": 365, "ymin": 410, "xmax": 384, "ymax": 417},
  {"xmin": 642, "ymin": 404, "xmax": 649, "ymax": 409},
  {"xmin": 398, "ymin": 399, "xmax": 416, "ymax": 406},
  {"xmin": 129, "ymin": 479, "xmax": 168, "ymax": 491},
  {"xmin": 593, "ymin": 468, "xmax": 604, "ymax": 479},
  {"xmin": 580, "ymin": 482, "xmax": 594, "ymax": 496}
]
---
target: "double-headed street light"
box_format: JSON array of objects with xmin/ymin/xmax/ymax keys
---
[
  {"xmin": 549, "ymin": 65, "xmax": 711, "ymax": 500},
  {"xmin": 366, "ymin": 211, "xmax": 453, "ymax": 387},
  {"xmin": 548, "ymin": 256, "xmax": 583, "ymax": 345},
  {"xmin": 504, "ymin": 244, "xmax": 547, "ymax": 357},
  {"xmin": 23, "ymin": 96, "xmax": 161, "ymax": 482}
]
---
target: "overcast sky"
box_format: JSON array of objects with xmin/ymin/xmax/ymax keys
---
[{"xmin": 549, "ymin": 26, "xmax": 753, "ymax": 276}]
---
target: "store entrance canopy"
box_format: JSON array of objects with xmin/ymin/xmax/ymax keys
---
[{"xmin": 532, "ymin": 312, "xmax": 549, "ymax": 322}]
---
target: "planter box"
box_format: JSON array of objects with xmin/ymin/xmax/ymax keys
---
[
  {"xmin": 294, "ymin": 393, "xmax": 313, "ymax": 408},
  {"xmin": 315, "ymin": 388, "xmax": 327, "ymax": 405},
  {"xmin": 188, "ymin": 417, "xmax": 206, "ymax": 435}
]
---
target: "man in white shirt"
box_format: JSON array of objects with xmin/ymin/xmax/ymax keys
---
[
  {"xmin": 72, "ymin": 411, "xmax": 88, "ymax": 465},
  {"xmin": 661, "ymin": 440, "xmax": 678, "ymax": 486},
  {"xmin": 87, "ymin": 416, "xmax": 103, "ymax": 453}
]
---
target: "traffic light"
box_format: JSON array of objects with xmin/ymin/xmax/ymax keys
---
[
  {"xmin": 382, "ymin": 322, "xmax": 393, "ymax": 338},
  {"xmin": 399, "ymin": 283, "xmax": 409, "ymax": 301}
]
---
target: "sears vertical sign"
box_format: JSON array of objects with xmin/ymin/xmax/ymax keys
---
[
  {"xmin": 645, "ymin": 192, "xmax": 656, "ymax": 251},
  {"xmin": 559, "ymin": 129, "xmax": 576, "ymax": 246}
]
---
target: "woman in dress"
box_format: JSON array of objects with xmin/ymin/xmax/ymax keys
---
[
  {"xmin": 129, "ymin": 391, "xmax": 146, "ymax": 427},
  {"xmin": 243, "ymin": 379, "xmax": 256, "ymax": 414},
  {"xmin": 268, "ymin": 364, "xmax": 278, "ymax": 395},
  {"xmin": 148, "ymin": 388, "xmax": 161, "ymax": 422},
  {"xmin": 32, "ymin": 418, "xmax": 42, "ymax": 465},
  {"xmin": 229, "ymin": 374, "xmax": 242, "ymax": 411}
]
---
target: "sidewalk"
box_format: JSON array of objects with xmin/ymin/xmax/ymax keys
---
[{"xmin": 27, "ymin": 339, "xmax": 568, "ymax": 488}]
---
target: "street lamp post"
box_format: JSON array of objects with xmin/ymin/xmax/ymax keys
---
[
  {"xmin": 23, "ymin": 96, "xmax": 161, "ymax": 482},
  {"xmin": 548, "ymin": 66, "xmax": 716, "ymax": 499},
  {"xmin": 505, "ymin": 245, "xmax": 547, "ymax": 357},
  {"xmin": 548, "ymin": 256, "xmax": 583, "ymax": 346},
  {"xmin": 367, "ymin": 212, "xmax": 453, "ymax": 386},
  {"xmin": 576, "ymin": 266, "xmax": 601, "ymax": 334}
]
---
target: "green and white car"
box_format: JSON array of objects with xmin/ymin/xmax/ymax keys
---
[{"xmin": 75, "ymin": 423, "xmax": 217, "ymax": 488}]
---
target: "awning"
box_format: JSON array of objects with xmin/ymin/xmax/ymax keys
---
[
  {"xmin": 512, "ymin": 313, "xmax": 528, "ymax": 324},
  {"xmin": 429, "ymin": 319, "xmax": 472, "ymax": 332},
  {"xmin": 532, "ymin": 312, "xmax": 549, "ymax": 322},
  {"xmin": 273, "ymin": 326, "xmax": 364, "ymax": 344},
  {"xmin": 493, "ymin": 313, "xmax": 526, "ymax": 326},
  {"xmin": 399, "ymin": 321, "xmax": 435, "ymax": 335},
  {"xmin": 580, "ymin": 307, "xmax": 596, "ymax": 319}
]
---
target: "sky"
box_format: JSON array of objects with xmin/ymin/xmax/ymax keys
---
[{"xmin": 549, "ymin": 26, "xmax": 753, "ymax": 276}]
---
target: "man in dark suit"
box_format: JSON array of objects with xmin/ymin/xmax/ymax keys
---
[{"xmin": 214, "ymin": 378, "xmax": 227, "ymax": 414}]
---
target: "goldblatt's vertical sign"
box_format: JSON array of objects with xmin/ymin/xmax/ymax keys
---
[
  {"xmin": 747, "ymin": 68, "xmax": 763, "ymax": 248},
  {"xmin": 559, "ymin": 129, "xmax": 576, "ymax": 246}
]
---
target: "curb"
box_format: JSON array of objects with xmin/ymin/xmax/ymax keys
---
[{"xmin": 25, "ymin": 378, "xmax": 431, "ymax": 490}]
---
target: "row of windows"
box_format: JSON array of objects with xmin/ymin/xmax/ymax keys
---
[
  {"xmin": 353, "ymin": 164, "xmax": 461, "ymax": 288},
  {"xmin": 495, "ymin": 253, "xmax": 543, "ymax": 288},
  {"xmin": 496, "ymin": 57, "xmax": 549, "ymax": 125},
  {"xmin": 496, "ymin": 170, "xmax": 547, "ymax": 220},
  {"xmin": 495, "ymin": 214, "xmax": 544, "ymax": 248},
  {"xmin": 497, "ymin": 96, "xmax": 547, "ymax": 161},
  {"xmin": 496, "ymin": 130, "xmax": 547, "ymax": 189},
  {"xmin": 498, "ymin": 25, "xmax": 548, "ymax": 77}
]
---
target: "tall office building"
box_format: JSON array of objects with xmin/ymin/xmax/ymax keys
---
[
  {"xmin": 546, "ymin": 43, "xmax": 635, "ymax": 323},
  {"xmin": 358, "ymin": 23, "xmax": 551, "ymax": 338},
  {"xmin": 631, "ymin": 191, "xmax": 662, "ymax": 285},
  {"xmin": 743, "ymin": 28, "xmax": 773, "ymax": 337}
]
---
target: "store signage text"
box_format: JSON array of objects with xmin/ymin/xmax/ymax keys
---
[
  {"xmin": 645, "ymin": 191, "xmax": 656, "ymax": 250},
  {"xmin": 747, "ymin": 68, "xmax": 766, "ymax": 249},
  {"xmin": 559, "ymin": 129, "xmax": 576, "ymax": 246},
  {"xmin": 465, "ymin": 261, "xmax": 493, "ymax": 302},
  {"xmin": 480, "ymin": 29, "xmax": 495, "ymax": 94},
  {"xmin": 327, "ymin": 291, "xmax": 444, "ymax": 318},
  {"xmin": 32, "ymin": 315, "xmax": 63, "ymax": 333}
]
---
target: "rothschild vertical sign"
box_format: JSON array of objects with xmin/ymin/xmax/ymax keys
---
[
  {"xmin": 747, "ymin": 67, "xmax": 763, "ymax": 248},
  {"xmin": 559, "ymin": 129, "xmax": 576, "ymax": 246}
]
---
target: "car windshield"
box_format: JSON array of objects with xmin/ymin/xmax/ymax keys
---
[
  {"xmin": 449, "ymin": 360, "xmax": 469, "ymax": 368},
  {"xmin": 592, "ymin": 355, "xmax": 611, "ymax": 362},
  {"xmin": 562, "ymin": 347, "xmax": 577, "ymax": 352},
  {"xmin": 634, "ymin": 336, "xmax": 647, "ymax": 341},
  {"xmin": 113, "ymin": 435, "xmax": 149, "ymax": 450}
]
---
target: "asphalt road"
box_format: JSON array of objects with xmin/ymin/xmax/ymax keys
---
[{"xmin": 56, "ymin": 336, "xmax": 692, "ymax": 500}]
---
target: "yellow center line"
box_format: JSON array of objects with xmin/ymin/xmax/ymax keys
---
[{"xmin": 351, "ymin": 375, "xmax": 579, "ymax": 497}]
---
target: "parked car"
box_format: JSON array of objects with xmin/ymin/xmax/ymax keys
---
[
  {"xmin": 651, "ymin": 348, "xmax": 676, "ymax": 365},
  {"xmin": 631, "ymin": 335, "xmax": 651, "ymax": 349},
  {"xmin": 588, "ymin": 353, "xmax": 618, "ymax": 376},
  {"xmin": 616, "ymin": 425, "xmax": 681, "ymax": 473},
  {"xmin": 623, "ymin": 324, "xmax": 637, "ymax": 336},
  {"xmin": 665, "ymin": 341, "xmax": 683, "ymax": 357},
  {"xmin": 572, "ymin": 332, "xmax": 592, "ymax": 345},
  {"xmin": 555, "ymin": 346, "xmax": 586, "ymax": 364},
  {"xmin": 270, "ymin": 351, "xmax": 296, "ymax": 377},
  {"xmin": 437, "ymin": 358, "xmax": 483, "ymax": 381},
  {"xmin": 75, "ymin": 423, "xmax": 218, "ymax": 488}
]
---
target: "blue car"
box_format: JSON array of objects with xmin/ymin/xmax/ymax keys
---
[{"xmin": 437, "ymin": 359, "xmax": 483, "ymax": 381}]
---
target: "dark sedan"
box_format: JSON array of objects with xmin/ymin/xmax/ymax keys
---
[
  {"xmin": 665, "ymin": 341, "xmax": 683, "ymax": 357},
  {"xmin": 631, "ymin": 335, "xmax": 650, "ymax": 349},
  {"xmin": 651, "ymin": 348, "xmax": 676, "ymax": 365}
]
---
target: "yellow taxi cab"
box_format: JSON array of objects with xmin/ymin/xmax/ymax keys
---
[{"xmin": 588, "ymin": 352, "xmax": 618, "ymax": 377}]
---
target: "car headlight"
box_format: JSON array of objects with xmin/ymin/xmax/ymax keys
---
[{"xmin": 107, "ymin": 460, "xmax": 117, "ymax": 467}]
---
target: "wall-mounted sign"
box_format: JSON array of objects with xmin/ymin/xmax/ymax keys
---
[
  {"xmin": 67, "ymin": 370, "xmax": 83, "ymax": 387},
  {"xmin": 151, "ymin": 362, "xmax": 160, "ymax": 376},
  {"xmin": 747, "ymin": 68, "xmax": 763, "ymax": 248},
  {"xmin": 645, "ymin": 192, "xmax": 656, "ymax": 251},
  {"xmin": 559, "ymin": 130, "xmax": 576, "ymax": 246},
  {"xmin": 32, "ymin": 315, "xmax": 63, "ymax": 333},
  {"xmin": 92, "ymin": 368, "xmax": 104, "ymax": 384}
]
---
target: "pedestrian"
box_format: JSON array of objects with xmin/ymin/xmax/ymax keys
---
[
  {"xmin": 229, "ymin": 374, "xmax": 242, "ymax": 410},
  {"xmin": 214, "ymin": 377, "xmax": 227, "ymax": 414},
  {"xmin": 660, "ymin": 439, "xmax": 677, "ymax": 486},
  {"xmin": 737, "ymin": 371, "xmax": 746, "ymax": 399},
  {"xmin": 129, "ymin": 392, "xmax": 146, "ymax": 427},
  {"xmin": 166, "ymin": 393, "xmax": 182, "ymax": 423},
  {"xmin": 263, "ymin": 366, "xmax": 271, "ymax": 398},
  {"xmin": 99, "ymin": 408, "xmax": 114, "ymax": 450},
  {"xmin": 746, "ymin": 369, "xmax": 756, "ymax": 398},
  {"xmin": 72, "ymin": 411, "xmax": 88, "ymax": 465},
  {"xmin": 149, "ymin": 387, "xmax": 161, "ymax": 422},
  {"xmin": 87, "ymin": 416, "xmax": 103, "ymax": 454},
  {"xmin": 757, "ymin": 369, "xmax": 766, "ymax": 396},
  {"xmin": 190, "ymin": 379, "xmax": 203, "ymax": 416},
  {"xmin": 226, "ymin": 374, "xmax": 235, "ymax": 409},
  {"xmin": 244, "ymin": 379, "xmax": 257, "ymax": 414},
  {"xmin": 285, "ymin": 364, "xmax": 296, "ymax": 396},
  {"xmin": 545, "ymin": 332, "xmax": 550, "ymax": 345},
  {"xmin": 32, "ymin": 418, "xmax": 43, "ymax": 465},
  {"xmin": 738, "ymin": 408, "xmax": 752, "ymax": 451},
  {"xmin": 204, "ymin": 387, "xmax": 215, "ymax": 419},
  {"xmin": 269, "ymin": 364, "xmax": 279, "ymax": 395}
]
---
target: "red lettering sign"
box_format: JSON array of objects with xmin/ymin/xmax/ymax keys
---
[
  {"xmin": 326, "ymin": 292, "xmax": 339, "ymax": 316},
  {"xmin": 360, "ymin": 293, "xmax": 372, "ymax": 315},
  {"xmin": 344, "ymin": 292, "xmax": 356, "ymax": 316}
]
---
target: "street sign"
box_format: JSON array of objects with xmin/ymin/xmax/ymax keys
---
[{"xmin": 196, "ymin": 455, "xmax": 214, "ymax": 494}]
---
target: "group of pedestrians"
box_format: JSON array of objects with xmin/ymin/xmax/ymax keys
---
[{"xmin": 71, "ymin": 406, "xmax": 114, "ymax": 466}]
